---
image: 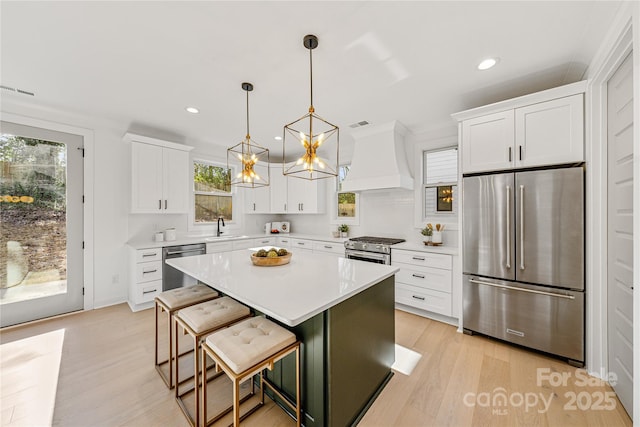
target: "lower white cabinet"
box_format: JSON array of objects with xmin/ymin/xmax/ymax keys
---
[
  {"xmin": 276, "ymin": 236, "xmax": 291, "ymax": 247},
  {"xmin": 392, "ymin": 249, "xmax": 453, "ymax": 316},
  {"xmin": 312, "ymin": 241, "xmax": 345, "ymax": 257},
  {"xmin": 290, "ymin": 238, "xmax": 313, "ymax": 251},
  {"xmin": 129, "ymin": 247, "xmax": 163, "ymax": 311}
]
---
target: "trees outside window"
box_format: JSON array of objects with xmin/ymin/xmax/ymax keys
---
[{"xmin": 193, "ymin": 161, "xmax": 232, "ymax": 222}]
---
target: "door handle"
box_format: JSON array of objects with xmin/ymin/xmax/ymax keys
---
[
  {"xmin": 142, "ymin": 269, "xmax": 157, "ymax": 274},
  {"xmin": 519, "ymin": 145, "xmax": 523, "ymax": 161},
  {"xmin": 469, "ymin": 278, "xmax": 575, "ymax": 299},
  {"xmin": 506, "ymin": 185, "xmax": 511, "ymax": 269},
  {"xmin": 520, "ymin": 185, "xmax": 525, "ymax": 270}
]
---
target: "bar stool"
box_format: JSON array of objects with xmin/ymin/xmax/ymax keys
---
[
  {"xmin": 174, "ymin": 296, "xmax": 251, "ymax": 427},
  {"xmin": 155, "ymin": 284, "xmax": 219, "ymax": 389},
  {"xmin": 201, "ymin": 316, "xmax": 301, "ymax": 427}
]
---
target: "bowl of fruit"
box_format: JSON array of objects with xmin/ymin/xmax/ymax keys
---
[{"xmin": 250, "ymin": 247, "xmax": 292, "ymax": 267}]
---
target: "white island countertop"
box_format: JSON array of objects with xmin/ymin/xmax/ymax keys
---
[{"xmin": 166, "ymin": 249, "xmax": 399, "ymax": 327}]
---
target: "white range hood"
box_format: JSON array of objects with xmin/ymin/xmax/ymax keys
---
[{"xmin": 341, "ymin": 121, "xmax": 414, "ymax": 192}]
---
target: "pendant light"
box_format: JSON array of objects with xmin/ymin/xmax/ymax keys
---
[
  {"xmin": 227, "ymin": 82, "xmax": 270, "ymax": 188},
  {"xmin": 283, "ymin": 34, "xmax": 339, "ymax": 180}
]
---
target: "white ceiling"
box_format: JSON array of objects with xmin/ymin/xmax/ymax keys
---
[{"xmin": 0, "ymin": 1, "xmax": 622, "ymax": 156}]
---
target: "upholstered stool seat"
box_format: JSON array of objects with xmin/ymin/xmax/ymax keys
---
[
  {"xmin": 201, "ymin": 317, "xmax": 301, "ymax": 427},
  {"xmin": 175, "ymin": 297, "xmax": 251, "ymax": 427},
  {"xmin": 155, "ymin": 284, "xmax": 219, "ymax": 389}
]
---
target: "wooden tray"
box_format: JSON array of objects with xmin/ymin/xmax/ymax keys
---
[
  {"xmin": 423, "ymin": 241, "xmax": 443, "ymax": 246},
  {"xmin": 250, "ymin": 252, "xmax": 292, "ymax": 267}
]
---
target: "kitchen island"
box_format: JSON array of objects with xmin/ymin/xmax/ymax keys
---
[{"xmin": 167, "ymin": 249, "xmax": 398, "ymax": 427}]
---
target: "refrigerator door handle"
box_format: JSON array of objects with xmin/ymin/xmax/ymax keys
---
[
  {"xmin": 469, "ymin": 279, "xmax": 575, "ymax": 300},
  {"xmin": 520, "ymin": 184, "xmax": 525, "ymax": 270},
  {"xmin": 506, "ymin": 185, "xmax": 511, "ymax": 269}
]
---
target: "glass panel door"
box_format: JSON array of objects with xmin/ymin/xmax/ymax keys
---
[{"xmin": 0, "ymin": 122, "xmax": 83, "ymax": 327}]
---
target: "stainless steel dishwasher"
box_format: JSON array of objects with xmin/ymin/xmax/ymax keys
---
[{"xmin": 162, "ymin": 243, "xmax": 206, "ymax": 291}]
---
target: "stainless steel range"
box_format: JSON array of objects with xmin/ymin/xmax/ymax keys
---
[{"xmin": 344, "ymin": 236, "xmax": 406, "ymax": 265}]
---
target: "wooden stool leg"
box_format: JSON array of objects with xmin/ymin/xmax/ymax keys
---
[
  {"xmin": 233, "ymin": 377, "xmax": 241, "ymax": 427},
  {"xmin": 201, "ymin": 346, "xmax": 208, "ymax": 427},
  {"xmin": 154, "ymin": 302, "xmax": 159, "ymax": 367},
  {"xmin": 168, "ymin": 310, "xmax": 174, "ymax": 389},
  {"xmin": 174, "ymin": 319, "xmax": 180, "ymax": 398},
  {"xmin": 194, "ymin": 335, "xmax": 200, "ymax": 427}
]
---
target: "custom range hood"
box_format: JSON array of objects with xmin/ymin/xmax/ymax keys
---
[{"xmin": 341, "ymin": 121, "xmax": 414, "ymax": 192}]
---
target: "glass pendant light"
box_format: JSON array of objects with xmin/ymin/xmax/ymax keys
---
[
  {"xmin": 283, "ymin": 34, "xmax": 339, "ymax": 180},
  {"xmin": 227, "ymin": 82, "xmax": 270, "ymax": 187}
]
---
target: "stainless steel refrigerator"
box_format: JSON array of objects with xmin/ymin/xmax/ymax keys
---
[{"xmin": 462, "ymin": 166, "xmax": 584, "ymax": 365}]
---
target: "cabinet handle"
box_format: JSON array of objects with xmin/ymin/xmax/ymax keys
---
[
  {"xmin": 300, "ymin": 203, "xmax": 304, "ymax": 211},
  {"xmin": 519, "ymin": 145, "xmax": 523, "ymax": 161},
  {"xmin": 260, "ymin": 240, "xmax": 269, "ymax": 244},
  {"xmin": 412, "ymin": 273, "xmax": 425, "ymax": 279},
  {"xmin": 297, "ymin": 242, "xmax": 305, "ymax": 245},
  {"xmin": 508, "ymin": 147, "xmax": 512, "ymax": 162},
  {"xmin": 253, "ymin": 203, "xmax": 256, "ymax": 211},
  {"xmin": 158, "ymin": 199, "xmax": 162, "ymax": 209},
  {"xmin": 165, "ymin": 200, "xmax": 168, "ymax": 209},
  {"xmin": 412, "ymin": 295, "xmax": 426, "ymax": 301},
  {"xmin": 324, "ymin": 245, "xmax": 333, "ymax": 249},
  {"xmin": 143, "ymin": 289, "xmax": 157, "ymax": 295},
  {"xmin": 142, "ymin": 269, "xmax": 157, "ymax": 274},
  {"xmin": 284, "ymin": 203, "xmax": 287, "ymax": 211},
  {"xmin": 412, "ymin": 256, "xmax": 425, "ymax": 261},
  {"xmin": 142, "ymin": 253, "xmax": 156, "ymax": 258}
]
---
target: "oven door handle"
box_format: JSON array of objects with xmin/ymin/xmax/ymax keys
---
[{"xmin": 345, "ymin": 250, "xmax": 390, "ymax": 263}]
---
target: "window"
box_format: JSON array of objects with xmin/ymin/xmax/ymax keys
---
[
  {"xmin": 193, "ymin": 160, "xmax": 232, "ymax": 222},
  {"xmin": 423, "ymin": 147, "xmax": 458, "ymax": 217},
  {"xmin": 334, "ymin": 165, "xmax": 359, "ymax": 223}
]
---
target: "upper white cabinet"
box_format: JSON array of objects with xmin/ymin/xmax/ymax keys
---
[
  {"xmin": 125, "ymin": 133, "xmax": 193, "ymax": 214},
  {"xmin": 287, "ymin": 177, "xmax": 325, "ymax": 214},
  {"xmin": 454, "ymin": 82, "xmax": 585, "ymax": 174},
  {"xmin": 243, "ymin": 185, "xmax": 271, "ymax": 214},
  {"xmin": 270, "ymin": 165, "xmax": 288, "ymax": 214}
]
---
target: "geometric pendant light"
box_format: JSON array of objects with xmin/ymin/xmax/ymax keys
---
[
  {"xmin": 283, "ymin": 35, "xmax": 339, "ymax": 180},
  {"xmin": 227, "ymin": 82, "xmax": 270, "ymax": 187}
]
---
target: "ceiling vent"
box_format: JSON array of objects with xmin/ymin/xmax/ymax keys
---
[
  {"xmin": 349, "ymin": 120, "xmax": 370, "ymax": 128},
  {"xmin": 1, "ymin": 85, "xmax": 35, "ymax": 96}
]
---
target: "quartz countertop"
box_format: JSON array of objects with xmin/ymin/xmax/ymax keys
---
[
  {"xmin": 127, "ymin": 232, "xmax": 348, "ymax": 250},
  {"xmin": 392, "ymin": 242, "xmax": 459, "ymax": 255},
  {"xmin": 166, "ymin": 249, "xmax": 398, "ymax": 326}
]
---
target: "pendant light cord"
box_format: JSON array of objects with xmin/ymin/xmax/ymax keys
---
[
  {"xmin": 309, "ymin": 46, "xmax": 313, "ymax": 109},
  {"xmin": 246, "ymin": 89, "xmax": 250, "ymax": 138}
]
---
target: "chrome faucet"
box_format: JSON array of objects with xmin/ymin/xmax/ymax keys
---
[{"xmin": 216, "ymin": 217, "xmax": 225, "ymax": 237}]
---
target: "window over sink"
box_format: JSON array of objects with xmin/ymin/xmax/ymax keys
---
[{"xmin": 192, "ymin": 160, "xmax": 233, "ymax": 222}]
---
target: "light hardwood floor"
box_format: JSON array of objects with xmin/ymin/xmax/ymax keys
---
[{"xmin": 0, "ymin": 304, "xmax": 632, "ymax": 426}]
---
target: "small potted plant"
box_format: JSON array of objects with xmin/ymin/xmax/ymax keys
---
[
  {"xmin": 338, "ymin": 224, "xmax": 349, "ymax": 238},
  {"xmin": 421, "ymin": 223, "xmax": 433, "ymax": 244}
]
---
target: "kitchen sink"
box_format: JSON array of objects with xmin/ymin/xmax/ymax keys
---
[{"xmin": 204, "ymin": 235, "xmax": 249, "ymax": 242}]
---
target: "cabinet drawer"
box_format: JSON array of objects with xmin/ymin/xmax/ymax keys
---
[
  {"xmin": 253, "ymin": 237, "xmax": 277, "ymax": 247},
  {"xmin": 277, "ymin": 237, "xmax": 291, "ymax": 247},
  {"xmin": 232, "ymin": 239, "xmax": 255, "ymax": 250},
  {"xmin": 396, "ymin": 283, "xmax": 451, "ymax": 316},
  {"xmin": 392, "ymin": 250, "xmax": 451, "ymax": 270},
  {"xmin": 136, "ymin": 261, "xmax": 162, "ymax": 283},
  {"xmin": 136, "ymin": 247, "xmax": 162, "ymax": 263},
  {"xmin": 135, "ymin": 280, "xmax": 162, "ymax": 303},
  {"xmin": 206, "ymin": 242, "xmax": 234, "ymax": 253},
  {"xmin": 312, "ymin": 241, "xmax": 345, "ymax": 255},
  {"xmin": 290, "ymin": 238, "xmax": 313, "ymax": 250},
  {"xmin": 395, "ymin": 266, "xmax": 452, "ymax": 293}
]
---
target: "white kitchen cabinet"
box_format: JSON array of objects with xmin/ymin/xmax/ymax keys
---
[
  {"xmin": 232, "ymin": 239, "xmax": 255, "ymax": 250},
  {"xmin": 455, "ymin": 84, "xmax": 585, "ymax": 174},
  {"xmin": 243, "ymin": 185, "xmax": 271, "ymax": 214},
  {"xmin": 270, "ymin": 165, "xmax": 288, "ymax": 214},
  {"xmin": 252, "ymin": 236, "xmax": 277, "ymax": 247},
  {"xmin": 312, "ymin": 241, "xmax": 344, "ymax": 257},
  {"xmin": 290, "ymin": 238, "xmax": 313, "ymax": 251},
  {"xmin": 461, "ymin": 110, "xmax": 514, "ymax": 173},
  {"xmin": 126, "ymin": 133, "xmax": 193, "ymax": 214},
  {"xmin": 392, "ymin": 249, "xmax": 453, "ymax": 317},
  {"xmin": 128, "ymin": 247, "xmax": 163, "ymax": 311},
  {"xmin": 206, "ymin": 241, "xmax": 234, "ymax": 253},
  {"xmin": 515, "ymin": 94, "xmax": 583, "ymax": 168},
  {"xmin": 276, "ymin": 236, "xmax": 291, "ymax": 247},
  {"xmin": 287, "ymin": 177, "xmax": 325, "ymax": 213}
]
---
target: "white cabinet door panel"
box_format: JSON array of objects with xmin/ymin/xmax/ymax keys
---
[
  {"xmin": 461, "ymin": 110, "xmax": 514, "ymax": 173},
  {"xmin": 131, "ymin": 143, "xmax": 163, "ymax": 213},
  {"xmin": 515, "ymin": 94, "xmax": 583, "ymax": 168},
  {"xmin": 163, "ymin": 148, "xmax": 189, "ymax": 213}
]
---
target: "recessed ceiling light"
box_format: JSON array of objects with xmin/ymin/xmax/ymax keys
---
[
  {"xmin": 477, "ymin": 58, "xmax": 499, "ymax": 70},
  {"xmin": 185, "ymin": 106, "xmax": 199, "ymax": 114},
  {"xmin": 274, "ymin": 136, "xmax": 282, "ymax": 140}
]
